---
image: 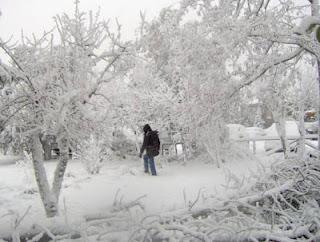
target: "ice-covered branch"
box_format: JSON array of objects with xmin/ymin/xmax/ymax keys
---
[
  {"xmin": 0, "ymin": 40, "xmax": 35, "ymax": 92},
  {"xmin": 230, "ymin": 47, "xmax": 303, "ymax": 98},
  {"xmin": 294, "ymin": 16, "xmax": 320, "ymax": 35}
]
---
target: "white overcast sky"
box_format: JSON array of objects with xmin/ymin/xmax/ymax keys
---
[
  {"xmin": 0, "ymin": 0, "xmax": 179, "ymax": 41},
  {"xmin": 0, "ymin": 0, "xmax": 311, "ymax": 43}
]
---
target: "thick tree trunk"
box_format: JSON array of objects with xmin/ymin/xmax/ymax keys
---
[
  {"xmin": 31, "ymin": 132, "xmax": 58, "ymax": 217},
  {"xmin": 40, "ymin": 136, "xmax": 52, "ymax": 161},
  {"xmin": 51, "ymin": 137, "xmax": 69, "ymax": 203}
]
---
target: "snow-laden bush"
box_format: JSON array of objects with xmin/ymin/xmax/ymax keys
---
[
  {"xmin": 0, "ymin": 126, "xmax": 12, "ymax": 155},
  {"xmin": 16, "ymin": 151, "xmax": 37, "ymax": 194},
  {"xmin": 76, "ymin": 136, "xmax": 111, "ymax": 175},
  {"xmin": 0, "ymin": 126, "xmax": 25, "ymax": 156},
  {"xmin": 111, "ymin": 130, "xmax": 137, "ymax": 159},
  {"xmin": 199, "ymin": 122, "xmax": 255, "ymax": 168}
]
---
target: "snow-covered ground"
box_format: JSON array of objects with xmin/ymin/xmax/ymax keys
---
[
  {"xmin": 0, "ymin": 154, "xmax": 22, "ymax": 165},
  {"xmin": 0, "ymin": 153, "xmax": 271, "ymax": 237}
]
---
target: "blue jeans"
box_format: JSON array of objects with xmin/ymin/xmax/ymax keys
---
[{"xmin": 143, "ymin": 154, "xmax": 157, "ymax": 175}]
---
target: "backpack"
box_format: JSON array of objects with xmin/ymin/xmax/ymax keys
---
[{"xmin": 149, "ymin": 131, "xmax": 160, "ymax": 157}]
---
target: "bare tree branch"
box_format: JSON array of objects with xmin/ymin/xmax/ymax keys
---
[
  {"xmin": 255, "ymin": 0, "xmax": 265, "ymax": 16},
  {"xmin": 85, "ymin": 46, "xmax": 127, "ymax": 102},
  {"xmin": 0, "ymin": 40, "xmax": 35, "ymax": 92}
]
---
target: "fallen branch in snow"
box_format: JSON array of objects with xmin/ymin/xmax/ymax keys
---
[
  {"xmin": 80, "ymin": 194, "xmax": 148, "ymax": 240},
  {"xmin": 236, "ymin": 180, "xmax": 294, "ymax": 204},
  {"xmin": 27, "ymin": 231, "xmax": 45, "ymax": 242},
  {"xmin": 129, "ymin": 158, "xmax": 320, "ymax": 241},
  {"xmin": 85, "ymin": 194, "xmax": 147, "ymax": 222},
  {"xmin": 111, "ymin": 194, "xmax": 147, "ymax": 212},
  {"xmin": 32, "ymin": 224, "xmax": 56, "ymax": 241},
  {"xmin": 97, "ymin": 228, "xmax": 129, "ymax": 241},
  {"xmin": 2, "ymin": 221, "xmax": 81, "ymax": 242},
  {"xmin": 191, "ymin": 208, "xmax": 213, "ymax": 219},
  {"xmin": 87, "ymin": 215, "xmax": 129, "ymax": 228},
  {"xmin": 8, "ymin": 206, "xmax": 32, "ymax": 242},
  {"xmin": 26, "ymin": 223, "xmax": 81, "ymax": 241},
  {"xmin": 85, "ymin": 212, "xmax": 121, "ymax": 222},
  {"xmin": 14, "ymin": 206, "xmax": 32, "ymax": 229},
  {"xmin": 188, "ymin": 188, "xmax": 204, "ymax": 211}
]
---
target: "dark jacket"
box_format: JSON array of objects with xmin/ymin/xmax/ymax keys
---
[
  {"xmin": 140, "ymin": 124, "xmax": 160, "ymax": 157},
  {"xmin": 140, "ymin": 129, "xmax": 160, "ymax": 157},
  {"xmin": 140, "ymin": 131, "xmax": 153, "ymax": 156}
]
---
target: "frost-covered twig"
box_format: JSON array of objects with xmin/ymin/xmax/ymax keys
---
[
  {"xmin": 113, "ymin": 188, "xmax": 121, "ymax": 207},
  {"xmin": 82, "ymin": 194, "xmax": 147, "ymax": 241},
  {"xmin": 230, "ymin": 47, "xmax": 304, "ymax": 98},
  {"xmin": 97, "ymin": 228, "xmax": 129, "ymax": 241},
  {"xmin": 32, "ymin": 224, "xmax": 56, "ymax": 241},
  {"xmin": 14, "ymin": 205, "xmax": 31, "ymax": 228},
  {"xmin": 111, "ymin": 194, "xmax": 146, "ymax": 212},
  {"xmin": 237, "ymin": 180, "xmax": 294, "ymax": 204},
  {"xmin": 27, "ymin": 232, "xmax": 45, "ymax": 242},
  {"xmin": 188, "ymin": 188, "xmax": 204, "ymax": 211},
  {"xmin": 85, "ymin": 212, "xmax": 119, "ymax": 222}
]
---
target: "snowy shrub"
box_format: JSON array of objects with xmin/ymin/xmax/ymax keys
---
[
  {"xmin": 119, "ymin": 165, "xmax": 139, "ymax": 176},
  {"xmin": 76, "ymin": 136, "xmax": 111, "ymax": 175},
  {"xmin": 111, "ymin": 130, "xmax": 137, "ymax": 158},
  {"xmin": 0, "ymin": 126, "xmax": 12, "ymax": 155},
  {"xmin": 2, "ymin": 206, "xmax": 32, "ymax": 242},
  {"xmin": 199, "ymin": 122, "xmax": 255, "ymax": 168},
  {"xmin": 0, "ymin": 126, "xmax": 25, "ymax": 156},
  {"xmin": 15, "ymin": 151, "xmax": 37, "ymax": 193},
  {"xmin": 156, "ymin": 155, "xmax": 169, "ymax": 168}
]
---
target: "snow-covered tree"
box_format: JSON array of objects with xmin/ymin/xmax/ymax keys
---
[
  {"xmin": 131, "ymin": 1, "xmax": 286, "ymax": 164},
  {"xmin": 0, "ymin": 2, "xmax": 129, "ymax": 217},
  {"xmin": 132, "ymin": 0, "xmax": 320, "ymax": 164},
  {"xmin": 234, "ymin": 0, "xmax": 320, "ymax": 149}
]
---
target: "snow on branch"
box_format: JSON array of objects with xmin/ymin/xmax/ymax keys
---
[
  {"xmin": 0, "ymin": 39, "xmax": 35, "ymax": 92},
  {"xmin": 230, "ymin": 47, "xmax": 303, "ymax": 98},
  {"xmin": 294, "ymin": 16, "xmax": 320, "ymax": 35}
]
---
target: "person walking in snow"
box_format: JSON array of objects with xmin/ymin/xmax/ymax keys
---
[{"xmin": 139, "ymin": 124, "xmax": 160, "ymax": 176}]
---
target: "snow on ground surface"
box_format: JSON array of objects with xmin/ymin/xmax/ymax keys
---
[
  {"xmin": 0, "ymin": 154, "xmax": 22, "ymax": 165},
  {"xmin": 0, "ymin": 152, "xmax": 272, "ymax": 237}
]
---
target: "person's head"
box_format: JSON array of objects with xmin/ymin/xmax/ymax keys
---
[{"xmin": 143, "ymin": 124, "xmax": 152, "ymax": 134}]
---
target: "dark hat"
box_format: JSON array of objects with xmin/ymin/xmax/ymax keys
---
[{"xmin": 143, "ymin": 124, "xmax": 152, "ymax": 133}]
